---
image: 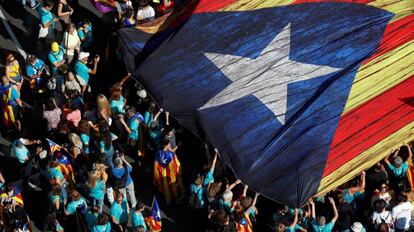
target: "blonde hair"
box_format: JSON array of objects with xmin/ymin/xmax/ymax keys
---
[
  {"xmin": 68, "ymin": 133, "xmax": 83, "ymax": 149},
  {"xmin": 87, "ymin": 171, "xmax": 100, "ymax": 189},
  {"xmin": 96, "ymin": 94, "xmax": 111, "ymax": 121}
]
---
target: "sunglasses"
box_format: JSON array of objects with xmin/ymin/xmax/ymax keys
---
[{"xmin": 381, "ymin": 186, "xmax": 387, "ymax": 189}]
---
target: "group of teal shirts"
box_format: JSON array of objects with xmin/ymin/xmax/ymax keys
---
[
  {"xmin": 190, "ymin": 170, "xmax": 214, "ymax": 208},
  {"xmin": 109, "ymin": 198, "xmax": 147, "ymax": 231}
]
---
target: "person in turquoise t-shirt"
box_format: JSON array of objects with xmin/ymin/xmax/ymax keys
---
[
  {"xmin": 74, "ymin": 52, "xmax": 99, "ymax": 94},
  {"xmin": 384, "ymin": 143, "xmax": 412, "ymax": 178},
  {"xmin": 92, "ymin": 214, "xmax": 111, "ymax": 232},
  {"xmin": 190, "ymin": 150, "xmax": 217, "ymax": 209},
  {"xmin": 110, "ymin": 191, "xmax": 128, "ymax": 231},
  {"xmin": 132, "ymin": 202, "xmax": 147, "ymax": 231},
  {"xmin": 310, "ymin": 197, "xmax": 338, "ymax": 232},
  {"xmin": 38, "ymin": 1, "xmax": 58, "ymax": 40},
  {"xmin": 78, "ymin": 19, "xmax": 93, "ymax": 48},
  {"xmin": 65, "ymin": 190, "xmax": 88, "ymax": 215},
  {"xmin": 48, "ymin": 42, "xmax": 66, "ymax": 74},
  {"xmin": 119, "ymin": 107, "xmax": 141, "ymax": 147},
  {"xmin": 85, "ymin": 205, "xmax": 100, "ymax": 231},
  {"xmin": 87, "ymin": 171, "xmax": 107, "ymax": 211},
  {"xmin": 78, "ymin": 120, "xmax": 91, "ymax": 154}
]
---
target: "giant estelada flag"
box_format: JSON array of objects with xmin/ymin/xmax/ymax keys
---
[{"xmin": 119, "ymin": 0, "xmax": 414, "ymax": 207}]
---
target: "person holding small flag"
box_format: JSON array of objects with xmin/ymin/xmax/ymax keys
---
[
  {"xmin": 145, "ymin": 197, "xmax": 162, "ymax": 232},
  {"xmin": 153, "ymin": 139, "xmax": 184, "ymax": 204}
]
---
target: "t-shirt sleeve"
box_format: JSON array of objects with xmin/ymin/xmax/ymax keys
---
[
  {"xmin": 26, "ymin": 67, "xmax": 35, "ymax": 77},
  {"xmin": 203, "ymin": 170, "xmax": 214, "ymax": 186},
  {"xmin": 327, "ymin": 221, "xmax": 335, "ymax": 229},
  {"xmin": 78, "ymin": 29, "xmax": 85, "ymax": 40},
  {"xmin": 128, "ymin": 166, "xmax": 132, "ymax": 173},
  {"xmin": 110, "ymin": 206, "xmax": 119, "ymax": 221},
  {"xmin": 48, "ymin": 53, "xmax": 57, "ymax": 64}
]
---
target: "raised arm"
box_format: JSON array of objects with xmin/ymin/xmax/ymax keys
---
[
  {"xmin": 328, "ymin": 197, "xmax": 338, "ymax": 223},
  {"xmin": 242, "ymin": 185, "xmax": 248, "ymax": 197},
  {"xmin": 289, "ymin": 208, "xmax": 299, "ymax": 229},
  {"xmin": 119, "ymin": 73, "xmax": 131, "ymax": 86},
  {"xmin": 88, "ymin": 56, "xmax": 99, "ymax": 75},
  {"xmin": 405, "ymin": 143, "xmax": 413, "ymax": 161},
  {"xmin": 226, "ymin": 179, "xmax": 241, "ymax": 191},
  {"xmin": 210, "ymin": 149, "xmax": 218, "ymax": 173},
  {"xmin": 246, "ymin": 192, "xmax": 259, "ymax": 215},
  {"xmin": 309, "ymin": 198, "xmax": 316, "ymax": 220}
]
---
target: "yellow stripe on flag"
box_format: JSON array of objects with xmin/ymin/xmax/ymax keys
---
[
  {"xmin": 368, "ymin": 0, "xmax": 414, "ymax": 23},
  {"xmin": 220, "ymin": 0, "xmax": 296, "ymax": 11},
  {"xmin": 344, "ymin": 41, "xmax": 414, "ymax": 113},
  {"xmin": 318, "ymin": 119, "xmax": 414, "ymax": 195}
]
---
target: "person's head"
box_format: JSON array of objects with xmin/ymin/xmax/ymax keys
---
[
  {"xmin": 396, "ymin": 194, "xmax": 407, "ymax": 204},
  {"xmin": 81, "ymin": 18, "xmax": 91, "ymax": 28},
  {"xmin": 139, "ymin": 0, "xmax": 149, "ymax": 7},
  {"xmin": 43, "ymin": 0, "xmax": 54, "ymax": 10},
  {"xmin": 276, "ymin": 222, "xmax": 288, "ymax": 232},
  {"xmin": 373, "ymin": 162, "xmax": 382, "ymax": 172},
  {"xmin": 51, "ymin": 184, "xmax": 61, "ymax": 196},
  {"xmin": 351, "ymin": 222, "xmax": 364, "ymax": 232},
  {"xmin": 78, "ymin": 120, "xmax": 91, "ymax": 135},
  {"xmin": 240, "ymin": 196, "xmax": 252, "ymax": 210},
  {"xmin": 374, "ymin": 199, "xmax": 387, "ymax": 213},
  {"xmin": 51, "ymin": 42, "xmax": 60, "ymax": 53},
  {"xmin": 148, "ymin": 101, "xmax": 157, "ymax": 114},
  {"xmin": 317, "ymin": 216, "xmax": 326, "ymax": 226},
  {"xmin": 379, "ymin": 223, "xmax": 390, "ymax": 232},
  {"xmin": 66, "ymin": 71, "xmax": 75, "ymax": 81},
  {"xmin": 135, "ymin": 202, "xmax": 145, "ymax": 212},
  {"xmin": 96, "ymin": 94, "xmax": 111, "ymax": 118},
  {"xmin": 125, "ymin": 8, "xmax": 134, "ymax": 19},
  {"xmin": 115, "ymin": 191, "xmax": 124, "ymax": 203},
  {"xmin": 213, "ymin": 210, "xmax": 229, "ymax": 225},
  {"xmin": 1, "ymin": 75, "xmax": 9, "ymax": 86},
  {"xmin": 160, "ymin": 139, "xmax": 171, "ymax": 150},
  {"xmin": 67, "ymin": 23, "xmax": 76, "ymax": 34},
  {"xmin": 58, "ymin": 64, "xmax": 68, "ymax": 76},
  {"xmin": 15, "ymin": 139, "xmax": 25, "ymax": 148},
  {"xmin": 222, "ymin": 190, "xmax": 233, "ymax": 202},
  {"xmin": 87, "ymin": 171, "xmax": 100, "ymax": 189},
  {"xmin": 194, "ymin": 175, "xmax": 204, "ymax": 187},
  {"xmin": 378, "ymin": 181, "xmax": 388, "ymax": 193},
  {"xmin": 68, "ymin": 133, "xmax": 83, "ymax": 149},
  {"xmin": 70, "ymin": 190, "xmax": 81, "ymax": 201},
  {"xmin": 207, "ymin": 182, "xmax": 221, "ymax": 199},
  {"xmin": 127, "ymin": 106, "xmax": 137, "ymax": 118},
  {"xmin": 110, "ymin": 83, "xmax": 122, "ymax": 100},
  {"xmin": 96, "ymin": 214, "xmax": 109, "ymax": 226},
  {"xmin": 45, "ymin": 97, "xmax": 56, "ymax": 111},
  {"xmin": 137, "ymin": 89, "xmax": 147, "ymax": 99},
  {"xmin": 164, "ymin": 125, "xmax": 174, "ymax": 136},
  {"xmin": 27, "ymin": 55, "xmax": 37, "ymax": 66},
  {"xmin": 5, "ymin": 52, "xmax": 15, "ymax": 64},
  {"xmin": 48, "ymin": 157, "xmax": 60, "ymax": 168},
  {"xmin": 78, "ymin": 52, "xmax": 90, "ymax": 64},
  {"xmin": 5, "ymin": 183, "xmax": 14, "ymax": 195},
  {"xmin": 114, "ymin": 157, "xmax": 123, "ymax": 168},
  {"xmin": 394, "ymin": 156, "xmax": 403, "ymax": 168}
]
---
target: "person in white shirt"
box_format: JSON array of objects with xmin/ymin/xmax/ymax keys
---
[
  {"xmin": 392, "ymin": 194, "xmax": 413, "ymax": 231},
  {"xmin": 62, "ymin": 23, "xmax": 81, "ymax": 63},
  {"xmin": 372, "ymin": 199, "xmax": 393, "ymax": 230},
  {"xmin": 136, "ymin": 0, "xmax": 155, "ymax": 22},
  {"xmin": 114, "ymin": 0, "xmax": 133, "ymax": 21}
]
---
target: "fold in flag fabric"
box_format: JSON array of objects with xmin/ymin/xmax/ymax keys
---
[{"xmin": 119, "ymin": 0, "xmax": 414, "ymax": 207}]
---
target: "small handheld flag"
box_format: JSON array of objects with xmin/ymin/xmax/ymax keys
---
[{"xmin": 145, "ymin": 197, "xmax": 162, "ymax": 232}]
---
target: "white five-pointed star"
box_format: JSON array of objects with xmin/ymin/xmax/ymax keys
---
[{"xmin": 199, "ymin": 23, "xmax": 341, "ymax": 125}]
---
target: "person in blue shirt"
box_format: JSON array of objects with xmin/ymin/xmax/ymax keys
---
[
  {"xmin": 48, "ymin": 42, "xmax": 66, "ymax": 74},
  {"xmin": 275, "ymin": 209, "xmax": 307, "ymax": 232},
  {"xmin": 26, "ymin": 55, "xmax": 48, "ymax": 92},
  {"xmin": 384, "ymin": 143, "xmax": 412, "ymax": 178},
  {"xmin": 78, "ymin": 19, "xmax": 93, "ymax": 48},
  {"xmin": 74, "ymin": 52, "xmax": 99, "ymax": 94},
  {"xmin": 92, "ymin": 214, "xmax": 111, "ymax": 232},
  {"xmin": 119, "ymin": 106, "xmax": 143, "ymax": 148},
  {"xmin": 110, "ymin": 191, "xmax": 129, "ymax": 231},
  {"xmin": 132, "ymin": 202, "xmax": 147, "ymax": 231},
  {"xmin": 190, "ymin": 150, "xmax": 217, "ymax": 209},
  {"xmin": 340, "ymin": 171, "xmax": 366, "ymax": 205},
  {"xmin": 65, "ymin": 190, "xmax": 88, "ymax": 216},
  {"xmin": 112, "ymin": 154, "xmax": 137, "ymax": 208},
  {"xmin": 309, "ymin": 197, "xmax": 338, "ymax": 232}
]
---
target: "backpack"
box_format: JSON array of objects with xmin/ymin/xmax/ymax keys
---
[
  {"xmin": 189, "ymin": 187, "xmax": 203, "ymax": 209},
  {"xmin": 113, "ymin": 166, "xmax": 128, "ymax": 190}
]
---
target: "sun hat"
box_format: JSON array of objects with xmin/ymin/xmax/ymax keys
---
[{"xmin": 78, "ymin": 52, "xmax": 90, "ymax": 60}]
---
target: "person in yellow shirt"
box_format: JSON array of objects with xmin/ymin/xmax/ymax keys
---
[{"xmin": 5, "ymin": 53, "xmax": 23, "ymax": 92}]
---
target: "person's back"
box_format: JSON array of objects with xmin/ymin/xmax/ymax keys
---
[{"xmin": 392, "ymin": 199, "xmax": 413, "ymax": 230}]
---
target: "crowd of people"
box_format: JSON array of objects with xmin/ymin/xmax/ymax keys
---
[{"xmin": 1, "ymin": 0, "xmax": 414, "ymax": 232}]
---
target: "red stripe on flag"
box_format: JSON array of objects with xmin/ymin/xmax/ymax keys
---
[
  {"xmin": 323, "ymin": 75, "xmax": 414, "ymax": 176},
  {"xmin": 194, "ymin": 0, "xmax": 238, "ymax": 13},
  {"xmin": 363, "ymin": 14, "xmax": 414, "ymax": 64},
  {"xmin": 293, "ymin": 0, "xmax": 372, "ymax": 4}
]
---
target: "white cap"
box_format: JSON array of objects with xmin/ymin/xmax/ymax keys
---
[
  {"xmin": 351, "ymin": 222, "xmax": 364, "ymax": 232},
  {"xmin": 78, "ymin": 52, "xmax": 90, "ymax": 60},
  {"xmin": 137, "ymin": 90, "xmax": 147, "ymax": 98}
]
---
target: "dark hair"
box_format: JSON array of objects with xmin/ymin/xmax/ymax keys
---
[
  {"xmin": 164, "ymin": 125, "xmax": 173, "ymax": 134},
  {"xmin": 43, "ymin": 0, "xmax": 54, "ymax": 8},
  {"xmin": 81, "ymin": 18, "xmax": 91, "ymax": 25},
  {"xmin": 45, "ymin": 97, "xmax": 56, "ymax": 111},
  {"xmin": 396, "ymin": 194, "xmax": 407, "ymax": 203},
  {"xmin": 160, "ymin": 139, "xmax": 170, "ymax": 148},
  {"xmin": 98, "ymin": 120, "xmax": 111, "ymax": 150},
  {"xmin": 148, "ymin": 101, "xmax": 157, "ymax": 114},
  {"xmin": 136, "ymin": 201, "xmax": 145, "ymax": 210},
  {"xmin": 96, "ymin": 214, "xmax": 109, "ymax": 225},
  {"xmin": 78, "ymin": 120, "xmax": 91, "ymax": 135},
  {"xmin": 240, "ymin": 196, "xmax": 252, "ymax": 209},
  {"xmin": 139, "ymin": 0, "xmax": 149, "ymax": 7},
  {"xmin": 45, "ymin": 213, "xmax": 58, "ymax": 231},
  {"xmin": 374, "ymin": 199, "xmax": 387, "ymax": 212},
  {"xmin": 125, "ymin": 8, "xmax": 134, "ymax": 18}
]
